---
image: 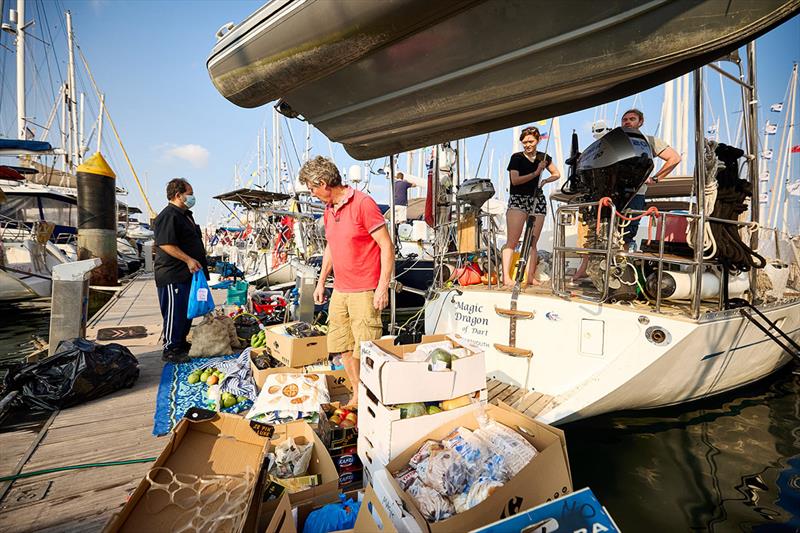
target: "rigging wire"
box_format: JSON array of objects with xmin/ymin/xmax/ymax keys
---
[
  {"xmin": 474, "ymin": 132, "xmax": 491, "ymax": 178},
  {"xmin": 34, "ymin": 0, "xmax": 58, "ymax": 106},
  {"xmin": 282, "ymin": 116, "xmax": 302, "ymax": 168}
]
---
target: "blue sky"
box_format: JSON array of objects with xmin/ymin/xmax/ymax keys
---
[{"xmin": 0, "ymin": 1, "xmax": 798, "ymax": 231}]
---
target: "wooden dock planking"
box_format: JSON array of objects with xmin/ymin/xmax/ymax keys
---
[
  {"xmin": 0, "ymin": 274, "xmax": 169, "ymax": 532},
  {"xmin": 486, "ymin": 381, "xmax": 557, "ymax": 419}
]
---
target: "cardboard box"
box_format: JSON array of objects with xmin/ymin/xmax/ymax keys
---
[
  {"xmin": 254, "ymin": 491, "xmax": 295, "ymax": 533},
  {"xmin": 358, "ymin": 432, "xmax": 385, "ymax": 479},
  {"xmin": 250, "ymin": 354, "xmax": 352, "ymax": 398},
  {"xmin": 369, "ymin": 467, "xmax": 425, "ymax": 533},
  {"xmin": 330, "ymin": 445, "xmax": 360, "ymax": 470},
  {"xmin": 347, "ymin": 485, "xmax": 399, "ymax": 533},
  {"xmin": 359, "ymin": 383, "xmax": 487, "ymax": 462},
  {"xmin": 105, "ymin": 410, "xmax": 272, "ymax": 533},
  {"xmin": 469, "ymin": 487, "xmax": 619, "ymax": 533},
  {"xmin": 385, "ymin": 403, "xmax": 572, "ymax": 533},
  {"xmin": 337, "ymin": 465, "xmax": 364, "ymax": 490},
  {"xmin": 360, "ymin": 334, "xmax": 486, "ymax": 405},
  {"xmin": 268, "ymin": 420, "xmax": 339, "ymax": 507},
  {"xmin": 318, "ymin": 402, "xmax": 359, "ymax": 449},
  {"xmin": 263, "ymin": 321, "xmax": 328, "ymax": 367},
  {"xmin": 297, "ymin": 487, "xmax": 398, "ymax": 533}
]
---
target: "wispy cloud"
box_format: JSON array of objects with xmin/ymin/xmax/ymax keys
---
[
  {"xmin": 89, "ymin": 0, "xmax": 107, "ymax": 14},
  {"xmin": 162, "ymin": 144, "xmax": 210, "ymax": 168}
]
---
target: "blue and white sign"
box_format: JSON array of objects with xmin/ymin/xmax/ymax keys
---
[{"xmin": 470, "ymin": 488, "xmax": 620, "ymax": 533}]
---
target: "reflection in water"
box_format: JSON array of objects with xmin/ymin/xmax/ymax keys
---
[
  {"xmin": 0, "ymin": 300, "xmax": 51, "ymax": 365},
  {"xmin": 565, "ymin": 367, "xmax": 800, "ymax": 531}
]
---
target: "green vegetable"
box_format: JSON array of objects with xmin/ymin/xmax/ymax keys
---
[
  {"xmin": 398, "ymin": 403, "xmax": 427, "ymax": 419},
  {"xmin": 429, "ymin": 348, "xmax": 454, "ymax": 370},
  {"xmin": 426, "ymin": 405, "xmax": 442, "ymax": 415}
]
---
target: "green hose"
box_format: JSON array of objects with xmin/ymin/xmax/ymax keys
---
[{"xmin": 0, "ymin": 457, "xmax": 157, "ymax": 483}]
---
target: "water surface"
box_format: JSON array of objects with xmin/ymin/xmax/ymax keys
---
[{"xmin": 566, "ymin": 367, "xmax": 800, "ymax": 531}]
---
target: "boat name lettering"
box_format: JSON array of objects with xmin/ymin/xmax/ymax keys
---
[
  {"xmin": 454, "ymin": 301, "xmax": 484, "ymax": 315},
  {"xmin": 454, "ymin": 311, "xmax": 488, "ymax": 328}
]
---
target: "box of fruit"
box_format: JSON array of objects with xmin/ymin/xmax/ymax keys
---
[
  {"xmin": 260, "ymin": 321, "xmax": 328, "ymax": 368},
  {"xmin": 319, "ymin": 402, "xmax": 358, "ymax": 449},
  {"xmin": 360, "ymin": 334, "xmax": 486, "ymax": 405}
]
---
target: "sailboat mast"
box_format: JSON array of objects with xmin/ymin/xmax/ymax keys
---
[
  {"xmin": 257, "ymin": 132, "xmax": 261, "ymax": 187},
  {"xmin": 780, "ymin": 64, "xmax": 798, "ymax": 233},
  {"xmin": 263, "ymin": 127, "xmax": 268, "ymax": 190},
  {"xmin": 15, "ymin": 0, "xmax": 25, "ymax": 140},
  {"xmin": 61, "ymin": 84, "xmax": 67, "ymax": 170},
  {"xmin": 767, "ymin": 64, "xmax": 797, "ymax": 229},
  {"xmin": 79, "ymin": 92, "xmax": 85, "ymax": 162},
  {"xmin": 272, "ymin": 108, "xmax": 280, "ymax": 191},
  {"xmin": 681, "ymin": 74, "xmax": 690, "ymax": 175},
  {"xmin": 96, "ymin": 93, "xmax": 104, "ymax": 153},
  {"xmin": 66, "ymin": 11, "xmax": 79, "ymax": 170},
  {"xmin": 745, "ymin": 42, "xmax": 760, "ymax": 297},
  {"xmin": 759, "ymin": 121, "xmax": 770, "ymax": 222}
]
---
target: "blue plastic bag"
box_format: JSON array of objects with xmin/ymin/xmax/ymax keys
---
[
  {"xmin": 187, "ymin": 271, "xmax": 216, "ymax": 319},
  {"xmin": 302, "ymin": 494, "xmax": 361, "ymax": 533}
]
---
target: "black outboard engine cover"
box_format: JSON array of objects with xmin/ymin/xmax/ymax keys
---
[
  {"xmin": 574, "ymin": 127, "xmax": 654, "ymax": 211},
  {"xmin": 457, "ymin": 178, "xmax": 495, "ymax": 209}
]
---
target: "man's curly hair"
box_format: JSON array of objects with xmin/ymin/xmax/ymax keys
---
[{"xmin": 298, "ymin": 156, "xmax": 342, "ymax": 188}]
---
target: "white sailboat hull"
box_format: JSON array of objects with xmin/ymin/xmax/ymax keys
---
[
  {"xmin": 425, "ymin": 287, "xmax": 799, "ymax": 424},
  {"xmin": 0, "ymin": 269, "xmax": 41, "ymax": 301},
  {"xmin": 243, "ymin": 252, "xmax": 295, "ymax": 287}
]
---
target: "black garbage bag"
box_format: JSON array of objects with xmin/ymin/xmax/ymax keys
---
[{"xmin": 3, "ymin": 338, "xmax": 140, "ymax": 411}]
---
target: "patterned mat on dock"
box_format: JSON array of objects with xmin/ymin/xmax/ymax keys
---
[
  {"xmin": 153, "ymin": 354, "xmax": 251, "ymax": 436},
  {"xmin": 97, "ymin": 325, "xmax": 148, "ymax": 340}
]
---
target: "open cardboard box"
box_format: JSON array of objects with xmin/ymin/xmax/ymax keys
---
[
  {"xmin": 294, "ymin": 486, "xmax": 398, "ymax": 533},
  {"xmin": 250, "ymin": 354, "xmax": 352, "ymax": 399},
  {"xmin": 359, "ymin": 384, "xmax": 487, "ymax": 462},
  {"xmin": 253, "ymin": 490, "xmax": 294, "ymax": 533},
  {"xmin": 261, "ymin": 321, "xmax": 328, "ymax": 368},
  {"xmin": 385, "ymin": 403, "xmax": 572, "ymax": 533},
  {"xmin": 105, "ymin": 409, "xmax": 273, "ymax": 533},
  {"xmin": 268, "ymin": 420, "xmax": 339, "ymax": 507},
  {"xmin": 318, "ymin": 402, "xmax": 359, "ymax": 449},
  {"xmin": 360, "ymin": 334, "xmax": 486, "ymax": 405}
]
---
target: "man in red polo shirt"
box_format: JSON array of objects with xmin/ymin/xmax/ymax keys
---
[{"xmin": 299, "ymin": 156, "xmax": 394, "ymax": 407}]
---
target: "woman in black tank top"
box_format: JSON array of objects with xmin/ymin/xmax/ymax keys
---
[{"xmin": 502, "ymin": 126, "xmax": 560, "ymax": 288}]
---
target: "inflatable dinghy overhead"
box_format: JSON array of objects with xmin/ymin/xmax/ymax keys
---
[{"xmin": 208, "ymin": 0, "xmax": 800, "ymax": 160}]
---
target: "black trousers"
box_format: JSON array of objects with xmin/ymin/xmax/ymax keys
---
[{"xmin": 157, "ymin": 281, "xmax": 192, "ymax": 352}]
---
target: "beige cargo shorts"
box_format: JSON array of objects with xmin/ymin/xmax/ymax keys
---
[{"xmin": 327, "ymin": 290, "xmax": 383, "ymax": 359}]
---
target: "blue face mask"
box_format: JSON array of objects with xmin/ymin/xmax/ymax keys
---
[{"xmin": 183, "ymin": 194, "xmax": 196, "ymax": 208}]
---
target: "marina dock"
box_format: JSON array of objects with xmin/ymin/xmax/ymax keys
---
[
  {"xmin": 0, "ymin": 273, "xmax": 548, "ymax": 532},
  {"xmin": 0, "ymin": 275, "xmax": 166, "ymax": 532}
]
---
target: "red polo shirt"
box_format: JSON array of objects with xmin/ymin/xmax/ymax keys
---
[{"xmin": 324, "ymin": 187, "xmax": 386, "ymax": 292}]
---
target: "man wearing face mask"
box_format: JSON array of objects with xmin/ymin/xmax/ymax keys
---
[{"xmin": 154, "ymin": 178, "xmax": 208, "ymax": 363}]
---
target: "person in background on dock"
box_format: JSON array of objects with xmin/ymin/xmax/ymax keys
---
[
  {"xmin": 154, "ymin": 178, "xmax": 208, "ymax": 364},
  {"xmin": 393, "ymin": 171, "xmax": 416, "ymax": 223},
  {"xmin": 502, "ymin": 126, "xmax": 560, "ymax": 289},
  {"xmin": 300, "ymin": 156, "xmax": 394, "ymax": 408},
  {"xmin": 573, "ymin": 110, "xmax": 681, "ymax": 281}
]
